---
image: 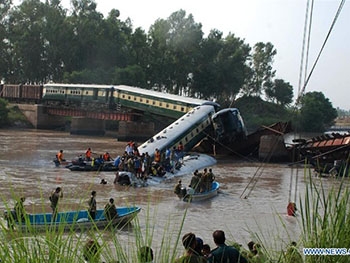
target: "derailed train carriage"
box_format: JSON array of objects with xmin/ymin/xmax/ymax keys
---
[
  {"xmin": 1, "ymin": 83, "xmax": 248, "ymax": 158},
  {"xmin": 41, "ymin": 83, "xmax": 211, "ymax": 119}
]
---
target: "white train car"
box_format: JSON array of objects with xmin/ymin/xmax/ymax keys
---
[{"xmin": 138, "ymin": 104, "xmax": 216, "ymax": 158}]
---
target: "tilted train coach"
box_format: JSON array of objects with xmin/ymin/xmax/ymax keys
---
[
  {"xmin": 1, "ymin": 83, "xmax": 211, "ymax": 119},
  {"xmin": 42, "ymin": 83, "xmax": 212, "ymax": 119}
]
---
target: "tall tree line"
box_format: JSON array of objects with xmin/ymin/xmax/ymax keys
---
[{"xmin": 1, "ymin": 0, "xmax": 295, "ymax": 107}]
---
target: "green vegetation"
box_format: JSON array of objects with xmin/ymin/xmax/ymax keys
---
[
  {"xmin": 0, "ymin": 98, "xmax": 9, "ymax": 127},
  {"xmin": 234, "ymin": 96, "xmax": 293, "ymax": 132},
  {"xmin": 0, "ymin": 101, "xmax": 32, "ymax": 128}
]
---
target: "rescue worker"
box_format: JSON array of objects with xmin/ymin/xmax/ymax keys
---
[{"xmin": 57, "ymin": 150, "xmax": 65, "ymax": 163}]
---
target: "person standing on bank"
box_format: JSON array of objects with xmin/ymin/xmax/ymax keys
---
[
  {"xmin": 88, "ymin": 191, "xmax": 97, "ymax": 220},
  {"xmin": 50, "ymin": 187, "xmax": 63, "ymax": 220},
  {"xmin": 208, "ymin": 230, "xmax": 247, "ymax": 263}
]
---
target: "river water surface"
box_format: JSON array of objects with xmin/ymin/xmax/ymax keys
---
[{"xmin": 0, "ymin": 129, "xmax": 346, "ymax": 254}]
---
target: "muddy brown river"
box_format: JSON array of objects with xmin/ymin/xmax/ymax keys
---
[{"xmin": 0, "ymin": 129, "xmax": 345, "ymax": 253}]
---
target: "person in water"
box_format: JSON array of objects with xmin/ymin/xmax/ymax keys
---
[
  {"xmin": 287, "ymin": 202, "xmax": 297, "ymax": 216},
  {"xmin": 57, "ymin": 149, "xmax": 65, "ymax": 163}
]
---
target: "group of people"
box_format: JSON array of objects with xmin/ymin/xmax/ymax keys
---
[
  {"xmin": 190, "ymin": 168, "xmax": 216, "ymax": 193},
  {"xmin": 174, "ymin": 230, "xmax": 303, "ymax": 263},
  {"xmin": 113, "ymin": 141, "xmax": 186, "ymax": 184},
  {"xmin": 87, "ymin": 190, "xmax": 119, "ymax": 221},
  {"xmin": 175, "ymin": 230, "xmax": 247, "ymax": 263},
  {"xmin": 174, "ymin": 168, "xmax": 216, "ymax": 197},
  {"xmin": 50, "ymin": 187, "xmax": 119, "ymax": 223}
]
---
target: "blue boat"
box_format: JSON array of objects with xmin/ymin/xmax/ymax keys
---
[
  {"xmin": 4, "ymin": 206, "xmax": 141, "ymax": 231},
  {"xmin": 181, "ymin": 182, "xmax": 220, "ymax": 202}
]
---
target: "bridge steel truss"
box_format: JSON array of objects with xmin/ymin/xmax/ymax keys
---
[{"xmin": 46, "ymin": 107, "xmax": 135, "ymax": 121}]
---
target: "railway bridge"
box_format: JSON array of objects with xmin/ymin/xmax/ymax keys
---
[{"xmin": 3, "ymin": 83, "xmax": 210, "ymax": 140}]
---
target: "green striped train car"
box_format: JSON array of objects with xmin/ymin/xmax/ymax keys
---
[
  {"xmin": 43, "ymin": 83, "xmax": 212, "ymax": 119},
  {"xmin": 114, "ymin": 85, "xmax": 210, "ymax": 119},
  {"xmin": 43, "ymin": 83, "xmax": 114, "ymax": 108}
]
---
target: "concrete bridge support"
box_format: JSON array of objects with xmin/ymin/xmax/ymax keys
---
[{"xmin": 17, "ymin": 104, "xmax": 66, "ymax": 129}]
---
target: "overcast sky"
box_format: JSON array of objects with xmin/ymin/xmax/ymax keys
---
[{"xmin": 15, "ymin": 0, "xmax": 350, "ymax": 110}]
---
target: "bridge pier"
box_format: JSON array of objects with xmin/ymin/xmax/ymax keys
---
[
  {"xmin": 70, "ymin": 117, "xmax": 106, "ymax": 136},
  {"xmin": 16, "ymin": 104, "xmax": 66, "ymax": 129}
]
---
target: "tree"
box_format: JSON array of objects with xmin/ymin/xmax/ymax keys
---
[
  {"xmin": 298, "ymin": 91, "xmax": 337, "ymax": 132},
  {"xmin": 214, "ymin": 33, "xmax": 251, "ymax": 105},
  {"xmin": 0, "ymin": 0, "xmax": 11, "ymax": 81},
  {"xmin": 148, "ymin": 10, "xmax": 203, "ymax": 95},
  {"xmin": 243, "ymin": 42, "xmax": 276, "ymax": 96},
  {"xmin": 7, "ymin": 0, "xmax": 48, "ymax": 83},
  {"xmin": 265, "ymin": 79, "xmax": 293, "ymax": 106}
]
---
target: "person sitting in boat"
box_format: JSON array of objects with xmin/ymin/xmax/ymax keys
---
[
  {"xmin": 104, "ymin": 198, "xmax": 118, "ymax": 221},
  {"xmin": 57, "ymin": 150, "xmax": 65, "ymax": 163},
  {"xmin": 103, "ymin": 152, "xmax": 112, "ymax": 162},
  {"xmin": 85, "ymin": 147, "xmax": 92, "ymax": 161},
  {"xmin": 94, "ymin": 155, "xmax": 104, "ymax": 167}
]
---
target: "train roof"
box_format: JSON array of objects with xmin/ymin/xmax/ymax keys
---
[
  {"xmin": 138, "ymin": 105, "xmax": 215, "ymax": 156},
  {"xmin": 44, "ymin": 83, "xmax": 211, "ymax": 106}
]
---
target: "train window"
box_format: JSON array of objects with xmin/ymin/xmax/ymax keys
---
[
  {"xmin": 173, "ymin": 105, "xmax": 177, "ymax": 110},
  {"xmin": 181, "ymin": 107, "xmax": 185, "ymax": 111},
  {"xmin": 196, "ymin": 128, "xmax": 199, "ymax": 133},
  {"xmin": 166, "ymin": 104, "xmax": 169, "ymax": 108},
  {"xmin": 185, "ymin": 137, "xmax": 188, "ymax": 142},
  {"xmin": 86, "ymin": 91, "xmax": 88, "ymax": 95},
  {"xmin": 146, "ymin": 100, "xmax": 149, "ymax": 103},
  {"xmin": 159, "ymin": 102, "xmax": 162, "ymax": 107},
  {"xmin": 122, "ymin": 94, "xmax": 125, "ymax": 98},
  {"xmin": 134, "ymin": 97, "xmax": 137, "ymax": 101},
  {"xmin": 128, "ymin": 96, "xmax": 131, "ymax": 100},
  {"xmin": 191, "ymin": 132, "xmax": 194, "ymax": 137},
  {"xmin": 152, "ymin": 101, "xmax": 155, "ymax": 105},
  {"xmin": 140, "ymin": 98, "xmax": 143, "ymax": 102}
]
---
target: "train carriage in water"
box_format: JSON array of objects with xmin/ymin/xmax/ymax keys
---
[{"xmin": 138, "ymin": 104, "xmax": 218, "ymax": 159}]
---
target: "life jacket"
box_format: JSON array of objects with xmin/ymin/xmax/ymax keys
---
[
  {"xmin": 86, "ymin": 149, "xmax": 92, "ymax": 159},
  {"xmin": 154, "ymin": 151, "xmax": 161, "ymax": 163},
  {"xmin": 57, "ymin": 152, "xmax": 63, "ymax": 161},
  {"xmin": 103, "ymin": 153, "xmax": 110, "ymax": 161},
  {"xmin": 287, "ymin": 202, "xmax": 297, "ymax": 216}
]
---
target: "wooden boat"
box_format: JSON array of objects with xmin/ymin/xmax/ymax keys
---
[
  {"xmin": 181, "ymin": 181, "xmax": 220, "ymax": 202},
  {"xmin": 4, "ymin": 206, "xmax": 141, "ymax": 232}
]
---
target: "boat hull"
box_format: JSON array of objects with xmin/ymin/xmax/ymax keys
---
[
  {"xmin": 5, "ymin": 206, "xmax": 141, "ymax": 232},
  {"xmin": 182, "ymin": 182, "xmax": 220, "ymax": 202}
]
